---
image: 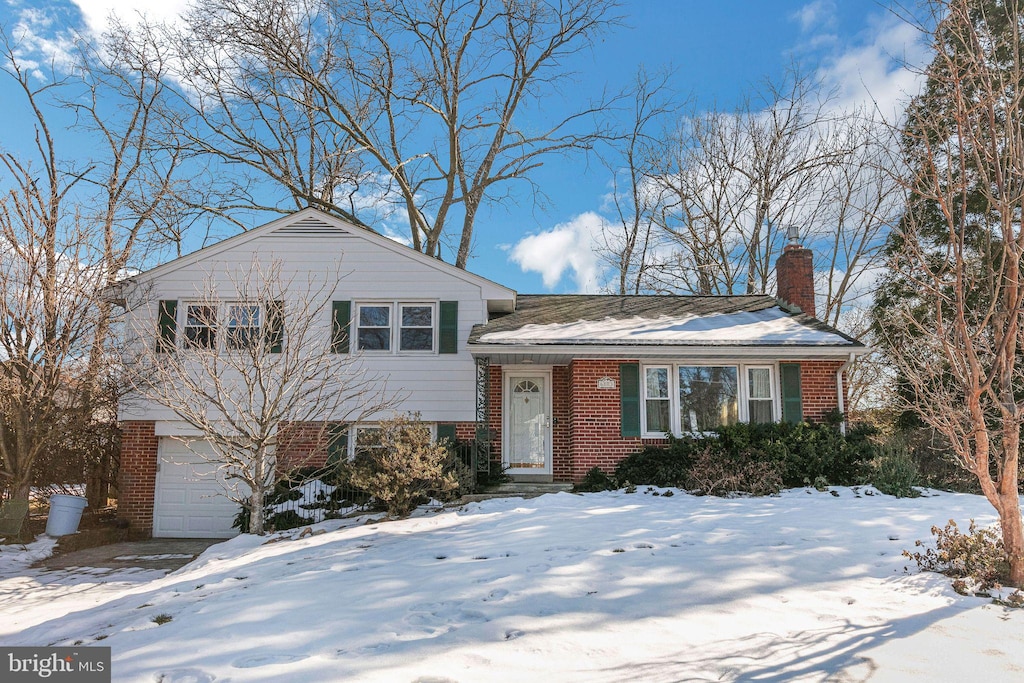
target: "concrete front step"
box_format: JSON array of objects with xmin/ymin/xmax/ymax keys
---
[{"xmin": 460, "ymin": 482, "xmax": 574, "ymax": 503}]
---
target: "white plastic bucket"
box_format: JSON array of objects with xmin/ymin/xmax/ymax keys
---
[{"xmin": 45, "ymin": 494, "xmax": 88, "ymax": 536}]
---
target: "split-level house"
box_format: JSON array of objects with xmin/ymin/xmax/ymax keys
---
[{"xmin": 115, "ymin": 208, "xmax": 866, "ymax": 538}]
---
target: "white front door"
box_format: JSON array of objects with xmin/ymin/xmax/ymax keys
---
[{"xmin": 505, "ymin": 373, "xmax": 551, "ymax": 474}]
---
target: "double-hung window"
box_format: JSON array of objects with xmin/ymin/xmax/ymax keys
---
[
  {"xmin": 746, "ymin": 366, "xmax": 774, "ymax": 424},
  {"xmin": 184, "ymin": 304, "xmax": 217, "ymax": 349},
  {"xmin": 226, "ymin": 304, "xmax": 261, "ymax": 349},
  {"xmin": 357, "ymin": 304, "xmax": 392, "ymax": 351},
  {"xmin": 356, "ymin": 302, "xmax": 436, "ymax": 353},
  {"xmin": 399, "ymin": 304, "xmax": 434, "ymax": 351},
  {"xmin": 644, "ymin": 366, "xmax": 671, "ymax": 433},
  {"xmin": 642, "ymin": 363, "xmax": 776, "ymax": 436},
  {"xmin": 178, "ymin": 301, "xmax": 275, "ymax": 351}
]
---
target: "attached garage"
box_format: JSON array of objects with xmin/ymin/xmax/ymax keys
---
[{"xmin": 153, "ymin": 438, "xmax": 241, "ymax": 538}]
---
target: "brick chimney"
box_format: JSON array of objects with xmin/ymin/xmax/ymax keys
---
[{"xmin": 775, "ymin": 226, "xmax": 816, "ymax": 318}]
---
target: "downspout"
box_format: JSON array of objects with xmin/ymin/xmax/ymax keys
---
[{"xmin": 836, "ymin": 352, "xmax": 857, "ymax": 435}]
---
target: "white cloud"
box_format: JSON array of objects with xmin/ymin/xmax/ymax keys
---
[
  {"xmin": 791, "ymin": 0, "xmax": 837, "ymax": 34},
  {"xmin": 3, "ymin": 1, "xmax": 190, "ymax": 77},
  {"xmin": 72, "ymin": 1, "xmax": 191, "ymax": 36},
  {"xmin": 509, "ymin": 212, "xmax": 608, "ymax": 293},
  {"xmin": 815, "ymin": 12, "xmax": 931, "ymax": 120}
]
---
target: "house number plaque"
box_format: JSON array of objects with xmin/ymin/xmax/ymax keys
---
[{"xmin": 596, "ymin": 377, "xmax": 616, "ymax": 389}]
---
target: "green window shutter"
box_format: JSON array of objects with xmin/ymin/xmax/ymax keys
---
[
  {"xmin": 266, "ymin": 300, "xmax": 284, "ymax": 353},
  {"xmin": 780, "ymin": 363, "xmax": 803, "ymax": 424},
  {"xmin": 439, "ymin": 301, "xmax": 458, "ymax": 354},
  {"xmin": 157, "ymin": 300, "xmax": 178, "ymax": 353},
  {"xmin": 331, "ymin": 301, "xmax": 351, "ymax": 353},
  {"xmin": 620, "ymin": 363, "xmax": 641, "ymax": 437},
  {"xmin": 326, "ymin": 423, "xmax": 349, "ymax": 466},
  {"xmin": 436, "ymin": 423, "xmax": 457, "ymax": 446}
]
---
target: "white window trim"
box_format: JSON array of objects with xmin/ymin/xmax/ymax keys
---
[
  {"xmin": 354, "ymin": 301, "xmax": 438, "ymax": 355},
  {"xmin": 640, "ymin": 362, "xmax": 779, "ymax": 438}
]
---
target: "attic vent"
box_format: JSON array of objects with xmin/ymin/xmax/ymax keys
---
[{"xmin": 272, "ymin": 216, "xmax": 350, "ymax": 237}]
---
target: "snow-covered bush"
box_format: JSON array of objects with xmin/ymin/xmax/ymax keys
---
[{"xmin": 233, "ymin": 467, "xmax": 371, "ymax": 532}]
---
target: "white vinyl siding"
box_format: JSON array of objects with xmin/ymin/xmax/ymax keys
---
[{"xmin": 121, "ymin": 212, "xmax": 506, "ymax": 425}]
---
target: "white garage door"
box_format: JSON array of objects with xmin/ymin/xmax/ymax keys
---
[{"xmin": 154, "ymin": 438, "xmax": 241, "ymax": 538}]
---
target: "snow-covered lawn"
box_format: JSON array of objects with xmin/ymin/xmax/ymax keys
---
[{"xmin": 2, "ymin": 487, "xmax": 1024, "ymax": 682}]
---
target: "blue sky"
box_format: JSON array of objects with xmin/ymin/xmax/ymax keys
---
[{"xmin": 1, "ymin": 0, "xmax": 929, "ymax": 293}]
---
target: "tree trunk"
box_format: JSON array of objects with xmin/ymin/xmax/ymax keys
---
[
  {"xmin": 249, "ymin": 484, "xmax": 265, "ymax": 535},
  {"xmin": 999, "ymin": 495, "xmax": 1024, "ymax": 586}
]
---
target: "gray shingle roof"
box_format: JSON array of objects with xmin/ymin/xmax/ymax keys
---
[{"xmin": 468, "ymin": 294, "xmax": 863, "ymax": 347}]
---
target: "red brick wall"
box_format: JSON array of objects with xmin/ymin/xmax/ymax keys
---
[
  {"xmin": 551, "ymin": 366, "xmax": 572, "ymax": 480},
  {"xmin": 118, "ymin": 421, "xmax": 158, "ymax": 538},
  {"xmin": 568, "ymin": 360, "xmax": 667, "ymax": 482},
  {"xmin": 798, "ymin": 360, "xmax": 845, "ymax": 423},
  {"xmin": 278, "ymin": 422, "xmax": 331, "ymax": 470},
  {"xmin": 563, "ymin": 358, "xmax": 846, "ymax": 483},
  {"xmin": 487, "ymin": 365, "xmax": 503, "ymax": 469}
]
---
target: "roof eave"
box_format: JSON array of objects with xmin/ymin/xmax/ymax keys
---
[{"xmin": 467, "ymin": 342, "xmax": 869, "ymax": 359}]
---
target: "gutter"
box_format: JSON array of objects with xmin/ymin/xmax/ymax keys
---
[
  {"xmin": 467, "ymin": 342, "xmax": 869, "ymax": 360},
  {"xmin": 836, "ymin": 351, "xmax": 858, "ymax": 435}
]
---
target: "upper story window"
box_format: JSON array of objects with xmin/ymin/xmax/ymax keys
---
[
  {"xmin": 173, "ymin": 301, "xmax": 278, "ymax": 352},
  {"xmin": 642, "ymin": 363, "xmax": 775, "ymax": 436},
  {"xmin": 356, "ymin": 302, "xmax": 436, "ymax": 353},
  {"xmin": 400, "ymin": 304, "xmax": 433, "ymax": 351},
  {"xmin": 227, "ymin": 304, "xmax": 262, "ymax": 349},
  {"xmin": 357, "ymin": 304, "xmax": 392, "ymax": 351},
  {"xmin": 184, "ymin": 304, "xmax": 217, "ymax": 349}
]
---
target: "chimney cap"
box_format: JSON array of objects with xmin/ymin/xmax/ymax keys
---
[{"xmin": 785, "ymin": 224, "xmax": 801, "ymax": 246}]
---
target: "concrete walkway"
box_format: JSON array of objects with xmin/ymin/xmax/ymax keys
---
[{"xmin": 35, "ymin": 538, "xmax": 223, "ymax": 572}]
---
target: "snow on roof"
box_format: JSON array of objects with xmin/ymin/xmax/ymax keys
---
[{"xmin": 477, "ymin": 306, "xmax": 854, "ymax": 346}]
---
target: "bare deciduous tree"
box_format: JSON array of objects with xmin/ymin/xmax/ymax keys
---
[
  {"xmin": 0, "ymin": 28, "xmax": 189, "ymax": 507},
  {"xmin": 879, "ymin": 0, "xmax": 1024, "ymax": 584},
  {"xmin": 151, "ymin": 0, "xmax": 619, "ymax": 267},
  {"xmin": 610, "ymin": 70, "xmax": 898, "ymax": 332},
  {"xmin": 127, "ymin": 258, "xmax": 396, "ymax": 534},
  {"xmin": 596, "ymin": 67, "xmax": 678, "ymax": 295}
]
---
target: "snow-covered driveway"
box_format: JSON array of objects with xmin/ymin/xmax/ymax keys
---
[{"xmin": 1, "ymin": 488, "xmax": 1023, "ymax": 682}]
